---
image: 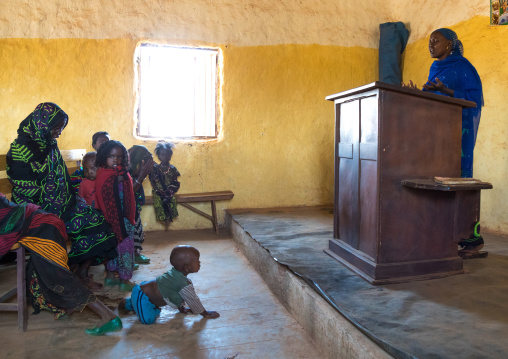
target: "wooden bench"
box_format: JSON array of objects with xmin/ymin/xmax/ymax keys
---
[
  {"xmin": 144, "ymin": 191, "xmax": 235, "ymax": 234},
  {"xmin": 0, "ymin": 244, "xmax": 27, "ymax": 331},
  {"xmin": 0, "ymin": 149, "xmax": 86, "ymax": 198}
]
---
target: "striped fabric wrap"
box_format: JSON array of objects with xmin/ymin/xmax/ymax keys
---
[
  {"xmin": 1, "ymin": 193, "xmax": 96, "ymax": 314},
  {"xmin": 19, "ymin": 236, "xmax": 69, "ymax": 270},
  {"xmin": 0, "ymin": 194, "xmax": 69, "ymax": 269}
]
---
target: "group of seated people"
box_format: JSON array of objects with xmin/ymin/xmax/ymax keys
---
[{"xmin": 0, "ymin": 102, "xmax": 217, "ymax": 336}]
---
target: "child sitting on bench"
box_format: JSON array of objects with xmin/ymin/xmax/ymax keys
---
[
  {"xmin": 149, "ymin": 141, "xmax": 180, "ymax": 223},
  {"xmin": 119, "ymin": 245, "xmax": 220, "ymax": 324}
]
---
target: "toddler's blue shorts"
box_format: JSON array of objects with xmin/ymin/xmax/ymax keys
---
[{"xmin": 125, "ymin": 282, "xmax": 162, "ymax": 325}]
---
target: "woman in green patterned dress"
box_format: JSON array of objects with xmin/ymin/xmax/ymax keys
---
[{"xmin": 6, "ymin": 103, "xmax": 117, "ymax": 290}]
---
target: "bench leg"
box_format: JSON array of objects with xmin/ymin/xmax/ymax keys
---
[
  {"xmin": 211, "ymin": 201, "xmax": 218, "ymax": 235},
  {"xmin": 179, "ymin": 203, "xmax": 217, "ymax": 234},
  {"xmin": 16, "ymin": 246, "xmax": 27, "ymax": 332}
]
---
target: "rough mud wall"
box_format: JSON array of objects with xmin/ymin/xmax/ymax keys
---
[
  {"xmin": 0, "ymin": 0, "xmax": 390, "ymax": 47},
  {"xmin": 390, "ymin": 0, "xmax": 488, "ymax": 43}
]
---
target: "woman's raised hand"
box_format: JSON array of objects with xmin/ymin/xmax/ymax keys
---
[
  {"xmin": 423, "ymin": 77, "xmax": 443, "ymax": 91},
  {"xmin": 401, "ymin": 80, "xmax": 419, "ymax": 89},
  {"xmin": 139, "ymin": 156, "xmax": 155, "ymax": 179},
  {"xmin": 422, "ymin": 78, "xmax": 454, "ymax": 96}
]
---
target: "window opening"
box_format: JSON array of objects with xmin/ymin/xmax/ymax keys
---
[{"xmin": 136, "ymin": 44, "xmax": 219, "ymax": 139}]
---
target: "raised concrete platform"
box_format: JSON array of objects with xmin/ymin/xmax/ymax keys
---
[
  {"xmin": 226, "ymin": 209, "xmax": 394, "ymax": 359},
  {"xmin": 226, "ymin": 206, "xmax": 508, "ymax": 359}
]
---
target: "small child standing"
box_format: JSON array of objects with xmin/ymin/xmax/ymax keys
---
[
  {"xmin": 128, "ymin": 145, "xmax": 154, "ymax": 264},
  {"xmin": 119, "ymin": 245, "xmax": 220, "ymax": 324},
  {"xmin": 78, "ymin": 151, "xmax": 98, "ymax": 208},
  {"xmin": 92, "ymin": 131, "xmax": 111, "ymax": 151},
  {"xmin": 95, "ymin": 140, "xmax": 137, "ymax": 291},
  {"xmin": 69, "ymin": 131, "xmax": 111, "ymax": 193},
  {"xmin": 149, "ymin": 141, "xmax": 181, "ymax": 223}
]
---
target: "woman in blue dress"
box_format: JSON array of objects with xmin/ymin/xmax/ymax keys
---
[
  {"xmin": 404, "ymin": 28, "xmax": 484, "ymax": 178},
  {"xmin": 404, "ymin": 28, "xmax": 484, "ymax": 257}
]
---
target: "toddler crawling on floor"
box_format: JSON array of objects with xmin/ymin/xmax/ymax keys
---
[{"xmin": 119, "ymin": 245, "xmax": 220, "ymax": 324}]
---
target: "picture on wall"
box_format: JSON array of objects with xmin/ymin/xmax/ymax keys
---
[{"xmin": 491, "ymin": 0, "xmax": 508, "ymax": 25}]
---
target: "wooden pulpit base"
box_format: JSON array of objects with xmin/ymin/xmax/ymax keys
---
[{"xmin": 325, "ymin": 179, "xmax": 492, "ymax": 285}]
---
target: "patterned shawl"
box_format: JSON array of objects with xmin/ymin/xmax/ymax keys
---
[
  {"xmin": 95, "ymin": 166, "xmax": 136, "ymax": 241},
  {"xmin": 0, "ymin": 194, "xmax": 40, "ymax": 257},
  {"xmin": 6, "ymin": 103, "xmax": 75, "ymax": 217}
]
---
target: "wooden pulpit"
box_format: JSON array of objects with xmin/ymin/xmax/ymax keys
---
[{"xmin": 324, "ymin": 82, "xmax": 490, "ymax": 284}]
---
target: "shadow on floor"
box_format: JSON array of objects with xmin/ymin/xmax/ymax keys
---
[{"xmin": 0, "ymin": 230, "xmax": 320, "ymax": 359}]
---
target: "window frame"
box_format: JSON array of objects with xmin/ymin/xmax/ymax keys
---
[{"xmin": 133, "ymin": 43, "xmax": 221, "ymax": 141}]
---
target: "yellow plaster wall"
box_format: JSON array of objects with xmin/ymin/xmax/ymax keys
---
[
  {"xmin": 0, "ymin": 38, "xmax": 377, "ymax": 231},
  {"xmin": 0, "ymin": 38, "xmax": 137, "ymax": 145},
  {"xmin": 402, "ymin": 16, "xmax": 508, "ymax": 233},
  {"xmin": 0, "ymin": 0, "xmax": 388, "ymax": 231}
]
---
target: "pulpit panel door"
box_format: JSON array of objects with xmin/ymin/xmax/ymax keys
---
[{"xmin": 335, "ymin": 94, "xmax": 379, "ymax": 258}]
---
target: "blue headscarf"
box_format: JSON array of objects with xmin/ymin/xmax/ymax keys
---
[
  {"xmin": 425, "ymin": 28, "xmax": 483, "ymax": 108},
  {"xmin": 434, "ymin": 28, "xmax": 464, "ymax": 56}
]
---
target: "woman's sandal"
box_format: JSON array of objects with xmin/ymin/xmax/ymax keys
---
[
  {"xmin": 104, "ymin": 277, "xmax": 121, "ymax": 287},
  {"xmin": 85, "ymin": 316, "xmax": 123, "ymax": 336},
  {"xmin": 135, "ymin": 254, "xmax": 151, "ymax": 264},
  {"xmin": 119, "ymin": 282, "xmax": 136, "ymax": 292}
]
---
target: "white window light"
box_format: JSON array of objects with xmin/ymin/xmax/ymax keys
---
[{"xmin": 136, "ymin": 44, "xmax": 219, "ymax": 139}]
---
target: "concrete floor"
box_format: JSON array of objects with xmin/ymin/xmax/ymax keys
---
[{"xmin": 0, "ymin": 230, "xmax": 320, "ymax": 359}]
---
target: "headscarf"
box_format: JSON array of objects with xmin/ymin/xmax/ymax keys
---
[
  {"xmin": 95, "ymin": 166, "xmax": 136, "ymax": 241},
  {"xmin": 10, "ymin": 103, "xmax": 68, "ymax": 171},
  {"xmin": 7, "ymin": 103, "xmax": 75, "ymax": 216},
  {"xmin": 434, "ymin": 28, "xmax": 464, "ymax": 56},
  {"xmin": 425, "ymin": 29, "xmax": 483, "ymax": 108}
]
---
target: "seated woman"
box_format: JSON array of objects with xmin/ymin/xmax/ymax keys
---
[
  {"xmin": 6, "ymin": 103, "xmax": 118, "ymax": 289},
  {"xmin": 0, "ymin": 194, "xmax": 122, "ymax": 335}
]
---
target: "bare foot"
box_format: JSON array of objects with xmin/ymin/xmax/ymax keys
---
[
  {"xmin": 81, "ymin": 275, "xmax": 103, "ymax": 291},
  {"xmin": 118, "ymin": 298, "xmax": 130, "ymax": 314}
]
